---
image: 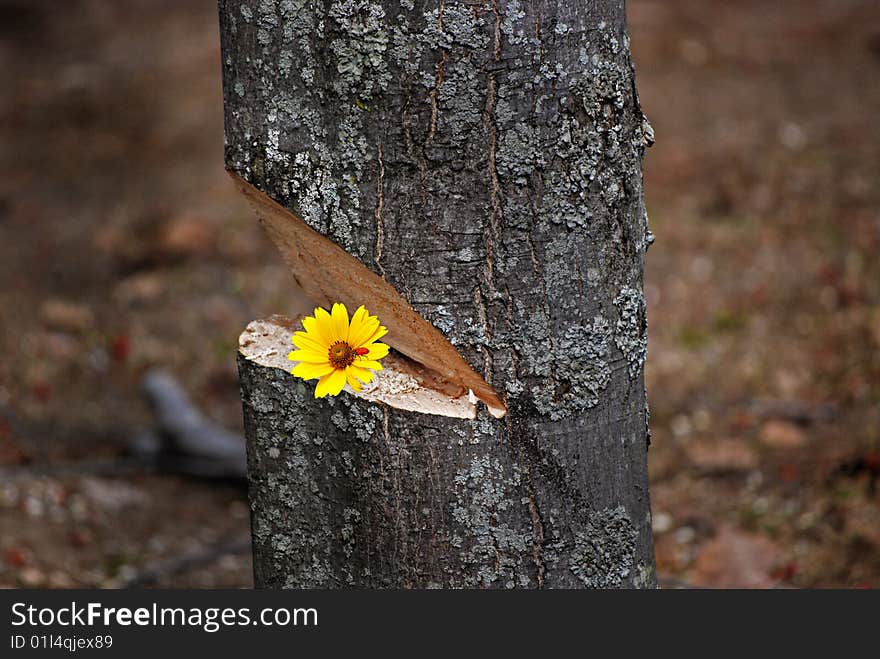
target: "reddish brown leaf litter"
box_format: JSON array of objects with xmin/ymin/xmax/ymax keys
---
[{"xmin": 690, "ymin": 527, "xmax": 783, "ymax": 589}]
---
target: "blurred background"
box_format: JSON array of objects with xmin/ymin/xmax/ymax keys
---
[{"xmin": 0, "ymin": 0, "xmax": 878, "ymax": 588}]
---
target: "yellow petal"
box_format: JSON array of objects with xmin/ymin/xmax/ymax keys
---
[
  {"xmin": 349, "ymin": 307, "xmax": 379, "ymax": 346},
  {"xmin": 363, "ymin": 324, "xmax": 388, "ymax": 345},
  {"xmin": 364, "ymin": 342, "xmax": 389, "ymax": 360},
  {"xmin": 312, "ymin": 307, "xmax": 335, "ymax": 343},
  {"xmin": 352, "ymin": 359, "xmax": 383, "ymax": 371},
  {"xmin": 349, "ymin": 305, "xmax": 368, "ymax": 337},
  {"xmin": 330, "ymin": 302, "xmax": 350, "ymax": 342},
  {"xmin": 302, "ymin": 313, "xmax": 331, "ymax": 345},
  {"xmin": 353, "ymin": 318, "xmax": 380, "ymax": 347},
  {"xmin": 292, "ymin": 331, "xmax": 328, "ymax": 353},
  {"xmin": 346, "ymin": 373, "xmax": 363, "ymax": 392},
  {"xmin": 292, "ymin": 361, "xmax": 335, "ymax": 380},
  {"xmin": 288, "ymin": 349, "xmax": 328, "ymax": 363},
  {"xmin": 348, "ymin": 365, "xmax": 377, "ymax": 384},
  {"xmin": 315, "ymin": 368, "xmax": 347, "ymax": 397}
]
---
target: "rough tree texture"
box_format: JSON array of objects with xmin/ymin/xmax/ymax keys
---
[{"xmin": 221, "ymin": 0, "xmax": 656, "ymax": 588}]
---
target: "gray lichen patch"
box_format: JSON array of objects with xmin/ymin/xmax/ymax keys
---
[
  {"xmin": 496, "ymin": 122, "xmax": 548, "ymax": 185},
  {"xmin": 613, "ymin": 286, "xmax": 647, "ymax": 380},
  {"xmin": 422, "ymin": 5, "xmax": 489, "ymax": 51},
  {"xmin": 328, "ymin": 395, "xmax": 384, "ymax": 443},
  {"xmin": 551, "ymin": 316, "xmax": 613, "ymax": 413},
  {"xmin": 450, "ymin": 455, "xmax": 533, "ymax": 587},
  {"xmin": 498, "ymin": 0, "xmax": 527, "ymax": 45},
  {"xmin": 534, "ymin": 58, "xmax": 634, "ymax": 232},
  {"xmin": 520, "ymin": 313, "xmax": 613, "ymax": 421},
  {"xmin": 569, "ymin": 507, "xmax": 637, "ymax": 587},
  {"xmin": 328, "ymin": 0, "xmax": 392, "ymax": 99}
]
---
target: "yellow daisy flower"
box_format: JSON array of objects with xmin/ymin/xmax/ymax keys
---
[{"xmin": 288, "ymin": 302, "xmax": 389, "ymax": 398}]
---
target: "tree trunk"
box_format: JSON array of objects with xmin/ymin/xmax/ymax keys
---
[{"xmin": 220, "ymin": 0, "xmax": 657, "ymax": 588}]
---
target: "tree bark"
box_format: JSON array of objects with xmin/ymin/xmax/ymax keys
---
[{"xmin": 221, "ymin": 0, "xmax": 657, "ymax": 588}]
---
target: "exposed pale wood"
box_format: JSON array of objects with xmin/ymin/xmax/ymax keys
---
[{"xmin": 240, "ymin": 316, "xmax": 478, "ymax": 419}]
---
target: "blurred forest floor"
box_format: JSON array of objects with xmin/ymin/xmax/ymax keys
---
[{"xmin": 0, "ymin": 0, "xmax": 878, "ymax": 588}]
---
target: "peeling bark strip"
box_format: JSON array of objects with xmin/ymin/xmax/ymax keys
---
[{"xmin": 221, "ymin": 0, "xmax": 656, "ymax": 587}]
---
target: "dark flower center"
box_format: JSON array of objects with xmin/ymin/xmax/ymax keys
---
[{"xmin": 328, "ymin": 341, "xmax": 355, "ymax": 369}]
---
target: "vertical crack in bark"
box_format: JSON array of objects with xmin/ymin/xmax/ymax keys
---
[
  {"xmin": 505, "ymin": 417, "xmax": 546, "ymax": 588},
  {"xmin": 504, "ymin": 288, "xmax": 520, "ymax": 382},
  {"xmin": 574, "ymin": 260, "xmax": 585, "ymax": 300},
  {"xmin": 477, "ymin": 0, "xmax": 505, "ymax": 387},
  {"xmin": 374, "ymin": 142, "xmax": 386, "ymax": 279},
  {"xmin": 525, "ymin": 210, "xmax": 557, "ymax": 391},
  {"xmin": 382, "ymin": 403, "xmax": 391, "ymax": 445},
  {"xmin": 427, "ymin": 52, "xmax": 448, "ymax": 142},
  {"xmin": 428, "ymin": 52, "xmax": 447, "ymax": 143},
  {"xmin": 485, "ymin": 2, "xmax": 504, "ymax": 252},
  {"xmin": 426, "ymin": 442, "xmax": 442, "ymax": 582},
  {"xmin": 473, "ymin": 286, "xmax": 493, "ymax": 384},
  {"xmin": 381, "ymin": 403, "xmax": 407, "ymax": 582},
  {"xmin": 428, "ymin": 2, "xmax": 447, "ymax": 142},
  {"xmin": 401, "ymin": 90, "xmax": 428, "ymax": 210},
  {"xmin": 525, "ymin": 477, "xmax": 547, "ymax": 588}
]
